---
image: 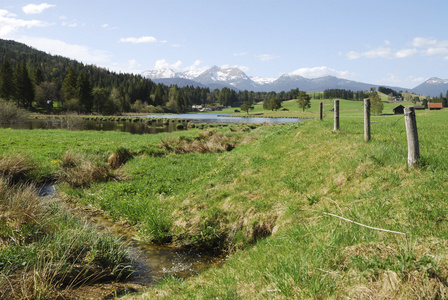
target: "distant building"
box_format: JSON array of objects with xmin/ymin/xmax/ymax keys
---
[
  {"xmin": 428, "ymin": 103, "xmax": 443, "ymax": 110},
  {"xmin": 414, "ymin": 106, "xmax": 425, "ymax": 110},
  {"xmin": 393, "ymin": 105, "xmax": 405, "ymax": 114}
]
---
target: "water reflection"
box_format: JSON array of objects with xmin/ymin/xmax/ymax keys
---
[
  {"xmin": 145, "ymin": 113, "xmax": 302, "ymax": 124},
  {"xmin": 0, "ymin": 118, "xmax": 188, "ymax": 134},
  {"xmin": 1, "ymin": 114, "xmax": 302, "ymax": 134}
]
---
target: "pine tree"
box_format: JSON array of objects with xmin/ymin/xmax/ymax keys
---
[
  {"xmin": 62, "ymin": 68, "xmax": 77, "ymax": 103},
  {"xmin": 77, "ymin": 72, "xmax": 93, "ymax": 113},
  {"xmin": 0, "ymin": 60, "xmax": 14, "ymax": 101},
  {"xmin": 13, "ymin": 61, "xmax": 34, "ymax": 107}
]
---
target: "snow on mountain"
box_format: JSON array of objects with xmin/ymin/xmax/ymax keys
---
[
  {"xmin": 141, "ymin": 67, "xmax": 447, "ymax": 96},
  {"xmin": 141, "ymin": 68, "xmax": 176, "ymax": 79},
  {"xmin": 425, "ymin": 77, "xmax": 448, "ymax": 85},
  {"xmin": 250, "ymin": 76, "xmax": 276, "ymax": 85},
  {"xmin": 411, "ymin": 77, "xmax": 448, "ymax": 97}
]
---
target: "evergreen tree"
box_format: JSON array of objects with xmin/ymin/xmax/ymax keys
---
[
  {"xmin": 154, "ymin": 83, "xmax": 165, "ymax": 107},
  {"xmin": 62, "ymin": 68, "xmax": 77, "ymax": 103},
  {"xmin": 0, "ymin": 60, "xmax": 14, "ymax": 101},
  {"xmin": 13, "ymin": 61, "xmax": 34, "ymax": 107},
  {"xmin": 77, "ymin": 72, "xmax": 93, "ymax": 113},
  {"xmin": 33, "ymin": 68, "xmax": 44, "ymax": 86}
]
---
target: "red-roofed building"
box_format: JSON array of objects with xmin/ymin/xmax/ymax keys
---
[{"xmin": 428, "ymin": 103, "xmax": 443, "ymax": 110}]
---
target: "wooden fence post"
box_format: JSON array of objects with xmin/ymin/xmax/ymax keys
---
[
  {"xmin": 364, "ymin": 98, "xmax": 371, "ymax": 142},
  {"xmin": 320, "ymin": 101, "xmax": 323, "ymax": 120},
  {"xmin": 404, "ymin": 106, "xmax": 419, "ymax": 168},
  {"xmin": 334, "ymin": 100, "xmax": 339, "ymax": 131}
]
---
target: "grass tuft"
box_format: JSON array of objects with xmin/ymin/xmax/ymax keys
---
[{"xmin": 0, "ymin": 154, "xmax": 36, "ymax": 184}]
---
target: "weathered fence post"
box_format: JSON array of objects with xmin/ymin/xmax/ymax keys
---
[
  {"xmin": 320, "ymin": 101, "xmax": 323, "ymax": 120},
  {"xmin": 334, "ymin": 100, "xmax": 339, "ymax": 131},
  {"xmin": 404, "ymin": 106, "xmax": 419, "ymax": 168},
  {"xmin": 364, "ymin": 98, "xmax": 371, "ymax": 142}
]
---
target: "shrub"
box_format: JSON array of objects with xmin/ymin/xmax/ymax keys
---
[{"xmin": 0, "ymin": 101, "xmax": 28, "ymax": 124}]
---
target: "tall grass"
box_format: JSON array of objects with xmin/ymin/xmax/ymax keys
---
[
  {"xmin": 1, "ymin": 103, "xmax": 448, "ymax": 298},
  {"xmin": 0, "ymin": 153, "xmax": 36, "ymax": 184},
  {"xmin": 0, "ymin": 170, "xmax": 132, "ymax": 299}
]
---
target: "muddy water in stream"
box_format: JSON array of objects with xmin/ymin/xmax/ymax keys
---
[{"xmin": 39, "ymin": 186, "xmax": 224, "ymax": 298}]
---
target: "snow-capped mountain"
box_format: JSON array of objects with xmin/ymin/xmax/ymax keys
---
[
  {"xmin": 412, "ymin": 77, "xmax": 448, "ymax": 97},
  {"xmin": 142, "ymin": 66, "xmax": 447, "ymax": 96},
  {"xmin": 250, "ymin": 76, "xmax": 276, "ymax": 85},
  {"xmin": 141, "ymin": 68, "xmax": 176, "ymax": 79},
  {"xmin": 193, "ymin": 66, "xmax": 259, "ymax": 91}
]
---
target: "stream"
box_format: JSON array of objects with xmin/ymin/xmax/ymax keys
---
[{"xmin": 39, "ymin": 185, "xmax": 224, "ymax": 298}]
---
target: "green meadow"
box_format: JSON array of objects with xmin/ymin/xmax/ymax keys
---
[{"xmin": 1, "ymin": 99, "xmax": 448, "ymax": 298}]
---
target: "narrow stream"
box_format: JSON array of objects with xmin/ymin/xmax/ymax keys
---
[{"xmin": 39, "ymin": 186, "xmax": 224, "ymax": 290}]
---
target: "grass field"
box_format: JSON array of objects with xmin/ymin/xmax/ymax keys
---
[{"xmin": 1, "ymin": 99, "xmax": 448, "ymax": 298}]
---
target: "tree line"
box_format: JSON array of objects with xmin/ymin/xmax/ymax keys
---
[{"xmin": 0, "ymin": 40, "xmax": 306, "ymax": 115}]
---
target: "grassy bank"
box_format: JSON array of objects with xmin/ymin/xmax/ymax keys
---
[{"xmin": 1, "ymin": 99, "xmax": 448, "ymax": 298}]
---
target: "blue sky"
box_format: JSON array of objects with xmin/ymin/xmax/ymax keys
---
[{"xmin": 1, "ymin": 0, "xmax": 448, "ymax": 89}]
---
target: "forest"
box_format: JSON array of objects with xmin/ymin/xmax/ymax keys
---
[{"xmin": 0, "ymin": 39, "xmax": 301, "ymax": 115}]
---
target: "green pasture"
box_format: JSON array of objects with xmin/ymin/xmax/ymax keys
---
[{"xmin": 1, "ymin": 99, "xmax": 447, "ymax": 298}]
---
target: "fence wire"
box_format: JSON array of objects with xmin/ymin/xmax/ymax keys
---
[{"xmin": 321, "ymin": 100, "xmax": 409, "ymax": 161}]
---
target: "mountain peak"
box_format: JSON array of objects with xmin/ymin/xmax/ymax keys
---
[
  {"xmin": 141, "ymin": 68, "xmax": 175, "ymax": 79},
  {"xmin": 426, "ymin": 77, "xmax": 448, "ymax": 84},
  {"xmin": 141, "ymin": 66, "xmax": 447, "ymax": 96}
]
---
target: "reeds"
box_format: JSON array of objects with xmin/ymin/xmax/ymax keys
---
[
  {"xmin": 0, "ymin": 153, "xmax": 36, "ymax": 184},
  {"xmin": 160, "ymin": 130, "xmax": 236, "ymax": 154},
  {"xmin": 58, "ymin": 150, "xmax": 129, "ymax": 188},
  {"xmin": 0, "ymin": 172, "xmax": 131, "ymax": 299}
]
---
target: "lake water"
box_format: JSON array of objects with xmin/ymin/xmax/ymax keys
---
[
  {"xmin": 0, "ymin": 114, "xmax": 303, "ymax": 134},
  {"xmin": 145, "ymin": 113, "xmax": 302, "ymax": 124}
]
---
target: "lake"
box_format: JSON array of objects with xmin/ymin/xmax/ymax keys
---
[
  {"xmin": 145, "ymin": 113, "xmax": 303, "ymax": 124},
  {"xmin": 0, "ymin": 114, "xmax": 303, "ymax": 134}
]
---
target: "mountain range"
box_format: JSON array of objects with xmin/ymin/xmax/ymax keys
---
[{"xmin": 142, "ymin": 66, "xmax": 448, "ymax": 97}]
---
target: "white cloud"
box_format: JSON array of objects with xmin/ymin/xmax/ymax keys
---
[
  {"xmin": 17, "ymin": 36, "xmax": 112, "ymax": 64},
  {"xmin": 377, "ymin": 74, "xmax": 427, "ymax": 88},
  {"xmin": 154, "ymin": 59, "xmax": 182, "ymax": 70},
  {"xmin": 23, "ymin": 3, "xmax": 55, "ymax": 15},
  {"xmin": 347, "ymin": 37, "xmax": 448, "ymax": 60},
  {"xmin": 0, "ymin": 9, "xmax": 50, "ymax": 37},
  {"xmin": 234, "ymin": 52, "xmax": 247, "ymax": 57},
  {"xmin": 221, "ymin": 64, "xmax": 249, "ymax": 72},
  {"xmin": 290, "ymin": 66, "xmax": 354, "ymax": 79},
  {"xmin": 120, "ymin": 36, "xmax": 158, "ymax": 44},
  {"xmin": 62, "ymin": 21, "xmax": 78, "ymax": 27},
  {"xmin": 395, "ymin": 48, "xmax": 418, "ymax": 58},
  {"xmin": 256, "ymin": 54, "xmax": 276, "ymax": 61},
  {"xmin": 346, "ymin": 44, "xmax": 390, "ymax": 59},
  {"xmin": 127, "ymin": 59, "xmax": 140, "ymax": 70}
]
